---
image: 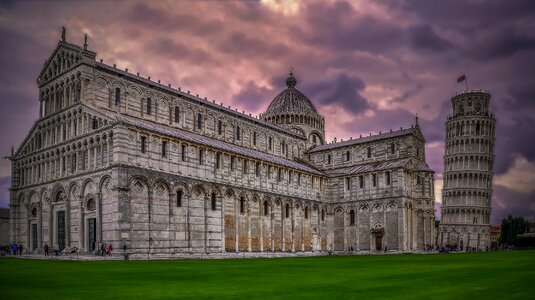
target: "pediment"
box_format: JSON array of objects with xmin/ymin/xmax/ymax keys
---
[
  {"xmin": 412, "ymin": 125, "xmax": 426, "ymax": 142},
  {"xmin": 13, "ymin": 104, "xmax": 117, "ymax": 159},
  {"xmin": 38, "ymin": 42, "xmax": 85, "ymax": 84}
]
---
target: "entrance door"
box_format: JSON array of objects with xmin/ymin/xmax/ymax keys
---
[
  {"xmin": 375, "ymin": 234, "xmax": 383, "ymax": 251},
  {"xmin": 57, "ymin": 211, "xmax": 65, "ymax": 251},
  {"xmin": 88, "ymin": 218, "xmax": 96, "ymax": 251},
  {"xmin": 32, "ymin": 224, "xmax": 38, "ymax": 251}
]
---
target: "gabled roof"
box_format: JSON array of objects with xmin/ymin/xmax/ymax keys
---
[
  {"xmin": 117, "ymin": 115, "xmax": 325, "ymax": 176},
  {"xmin": 307, "ymin": 126, "xmax": 419, "ymax": 153},
  {"xmin": 324, "ymin": 158, "xmax": 410, "ymax": 177},
  {"xmin": 37, "ymin": 41, "xmax": 96, "ymax": 85},
  {"xmin": 323, "ymin": 157, "xmax": 433, "ymax": 177}
]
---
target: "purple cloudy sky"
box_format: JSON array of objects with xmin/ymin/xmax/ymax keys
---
[{"xmin": 0, "ymin": 0, "xmax": 534, "ymax": 224}]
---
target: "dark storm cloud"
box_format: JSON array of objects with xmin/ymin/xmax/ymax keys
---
[
  {"xmin": 492, "ymin": 184, "xmax": 535, "ymax": 224},
  {"xmin": 302, "ymin": 1, "xmax": 403, "ymax": 53},
  {"xmin": 395, "ymin": 0, "xmax": 535, "ymax": 28},
  {"xmin": 408, "ymin": 24, "xmax": 452, "ymax": 52},
  {"xmin": 303, "ymin": 74, "xmax": 370, "ymax": 114},
  {"xmin": 232, "ymin": 81, "xmax": 274, "ymax": 113},
  {"xmin": 467, "ymin": 28, "xmax": 535, "ymax": 61},
  {"xmin": 147, "ymin": 37, "xmax": 220, "ymax": 66},
  {"xmin": 494, "ymin": 116, "xmax": 535, "ymax": 174},
  {"xmin": 217, "ymin": 32, "xmax": 290, "ymax": 58},
  {"xmin": 124, "ymin": 2, "xmax": 224, "ymax": 36}
]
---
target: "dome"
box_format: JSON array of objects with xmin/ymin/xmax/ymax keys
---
[{"xmin": 264, "ymin": 72, "xmax": 318, "ymax": 115}]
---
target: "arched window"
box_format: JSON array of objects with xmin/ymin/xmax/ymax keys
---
[
  {"xmin": 285, "ymin": 203, "xmax": 290, "ymax": 219},
  {"xmin": 386, "ymin": 171, "xmax": 391, "ymax": 185},
  {"xmin": 174, "ymin": 106, "xmax": 180, "ymax": 123},
  {"xmin": 236, "ymin": 126, "xmax": 241, "ymax": 140},
  {"xmin": 476, "ymin": 121, "xmax": 480, "ymax": 135},
  {"xmin": 321, "ymin": 209, "xmax": 325, "ymax": 222},
  {"xmin": 305, "ymin": 207, "xmax": 309, "ymax": 219},
  {"xmin": 350, "ymin": 210, "xmax": 355, "ymax": 225},
  {"xmin": 417, "ymin": 176, "xmax": 422, "ymax": 184},
  {"xmin": 197, "ymin": 113, "xmax": 203, "ymax": 130},
  {"xmin": 211, "ymin": 192, "xmax": 217, "ymax": 211},
  {"xmin": 146, "ymin": 97, "xmax": 152, "ymax": 115},
  {"xmin": 346, "ymin": 151, "xmax": 350, "ymax": 161},
  {"xmin": 176, "ymin": 190, "xmax": 183, "ymax": 207},
  {"xmin": 264, "ymin": 201, "xmax": 269, "ymax": 216},
  {"xmin": 367, "ymin": 147, "xmax": 372, "ymax": 158},
  {"xmin": 253, "ymin": 131, "xmax": 257, "ymax": 145},
  {"xmin": 31, "ymin": 207, "xmax": 37, "ymax": 218},
  {"xmin": 240, "ymin": 197, "xmax": 245, "ymax": 214},
  {"xmin": 86, "ymin": 198, "xmax": 96, "ymax": 211},
  {"xmin": 391, "ymin": 143, "xmax": 395, "ymax": 154},
  {"xmin": 217, "ymin": 120, "xmax": 222, "ymax": 135}
]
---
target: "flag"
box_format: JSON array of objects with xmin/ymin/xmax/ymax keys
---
[{"xmin": 457, "ymin": 75, "xmax": 466, "ymax": 83}]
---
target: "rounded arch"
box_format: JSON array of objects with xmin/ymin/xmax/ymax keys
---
[
  {"xmin": 98, "ymin": 175, "xmax": 112, "ymax": 192},
  {"xmin": 172, "ymin": 182, "xmax": 190, "ymax": 196},
  {"xmin": 191, "ymin": 184, "xmax": 207, "ymax": 197},
  {"xmin": 81, "ymin": 178, "xmax": 97, "ymax": 196}
]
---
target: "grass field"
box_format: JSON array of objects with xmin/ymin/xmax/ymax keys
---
[{"xmin": 1, "ymin": 251, "xmax": 534, "ymax": 299}]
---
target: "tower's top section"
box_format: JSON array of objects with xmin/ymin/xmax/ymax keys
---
[
  {"xmin": 264, "ymin": 70, "xmax": 318, "ymax": 116},
  {"xmin": 450, "ymin": 89, "xmax": 492, "ymax": 117}
]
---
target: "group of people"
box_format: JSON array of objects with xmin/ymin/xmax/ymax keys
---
[
  {"xmin": 99, "ymin": 243, "xmax": 113, "ymax": 256},
  {"xmin": 10, "ymin": 243, "xmax": 24, "ymax": 255}
]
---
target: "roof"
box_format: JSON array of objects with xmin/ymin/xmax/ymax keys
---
[
  {"xmin": 307, "ymin": 127, "xmax": 417, "ymax": 153},
  {"xmin": 324, "ymin": 157, "xmax": 433, "ymax": 177},
  {"xmin": 0, "ymin": 208, "xmax": 9, "ymax": 219},
  {"xmin": 118, "ymin": 115, "xmax": 325, "ymax": 176},
  {"xmin": 324, "ymin": 159, "xmax": 410, "ymax": 177},
  {"xmin": 264, "ymin": 73, "xmax": 318, "ymax": 116},
  {"xmin": 96, "ymin": 63, "xmax": 305, "ymax": 140}
]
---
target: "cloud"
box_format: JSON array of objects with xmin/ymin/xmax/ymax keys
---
[
  {"xmin": 305, "ymin": 73, "xmax": 370, "ymax": 114},
  {"xmin": 232, "ymin": 80, "xmax": 274, "ymax": 113},
  {"xmin": 492, "ymin": 185, "xmax": 535, "ymax": 224},
  {"xmin": 495, "ymin": 156, "xmax": 535, "ymax": 194},
  {"xmin": 408, "ymin": 24, "xmax": 452, "ymax": 52}
]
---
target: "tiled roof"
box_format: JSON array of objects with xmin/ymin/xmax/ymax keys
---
[
  {"xmin": 96, "ymin": 63, "xmax": 305, "ymax": 140},
  {"xmin": 413, "ymin": 161, "xmax": 434, "ymax": 172},
  {"xmin": 0, "ymin": 208, "xmax": 9, "ymax": 219},
  {"xmin": 324, "ymin": 158, "xmax": 434, "ymax": 177},
  {"xmin": 307, "ymin": 127, "xmax": 417, "ymax": 153},
  {"xmin": 118, "ymin": 115, "xmax": 325, "ymax": 176},
  {"xmin": 324, "ymin": 159, "xmax": 410, "ymax": 177},
  {"xmin": 264, "ymin": 86, "xmax": 317, "ymax": 115}
]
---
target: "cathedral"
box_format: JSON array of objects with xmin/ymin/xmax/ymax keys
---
[{"xmin": 8, "ymin": 30, "xmax": 436, "ymax": 256}]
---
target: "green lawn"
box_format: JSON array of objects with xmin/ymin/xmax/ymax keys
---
[{"xmin": 1, "ymin": 251, "xmax": 534, "ymax": 299}]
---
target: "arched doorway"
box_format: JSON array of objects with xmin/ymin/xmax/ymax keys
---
[
  {"xmin": 371, "ymin": 223, "xmax": 384, "ymax": 251},
  {"xmin": 86, "ymin": 198, "xmax": 97, "ymax": 252}
]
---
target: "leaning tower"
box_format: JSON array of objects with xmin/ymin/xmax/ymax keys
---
[{"xmin": 439, "ymin": 89, "xmax": 496, "ymax": 251}]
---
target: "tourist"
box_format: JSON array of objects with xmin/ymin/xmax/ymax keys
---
[
  {"xmin": 44, "ymin": 243, "xmax": 49, "ymax": 256},
  {"xmin": 18, "ymin": 243, "xmax": 23, "ymax": 255},
  {"xmin": 107, "ymin": 244, "xmax": 113, "ymax": 256},
  {"xmin": 54, "ymin": 244, "xmax": 59, "ymax": 256},
  {"xmin": 11, "ymin": 243, "xmax": 17, "ymax": 255},
  {"xmin": 101, "ymin": 243, "xmax": 106, "ymax": 256}
]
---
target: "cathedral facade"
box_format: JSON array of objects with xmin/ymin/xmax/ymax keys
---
[{"xmin": 9, "ymin": 32, "xmax": 435, "ymax": 256}]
